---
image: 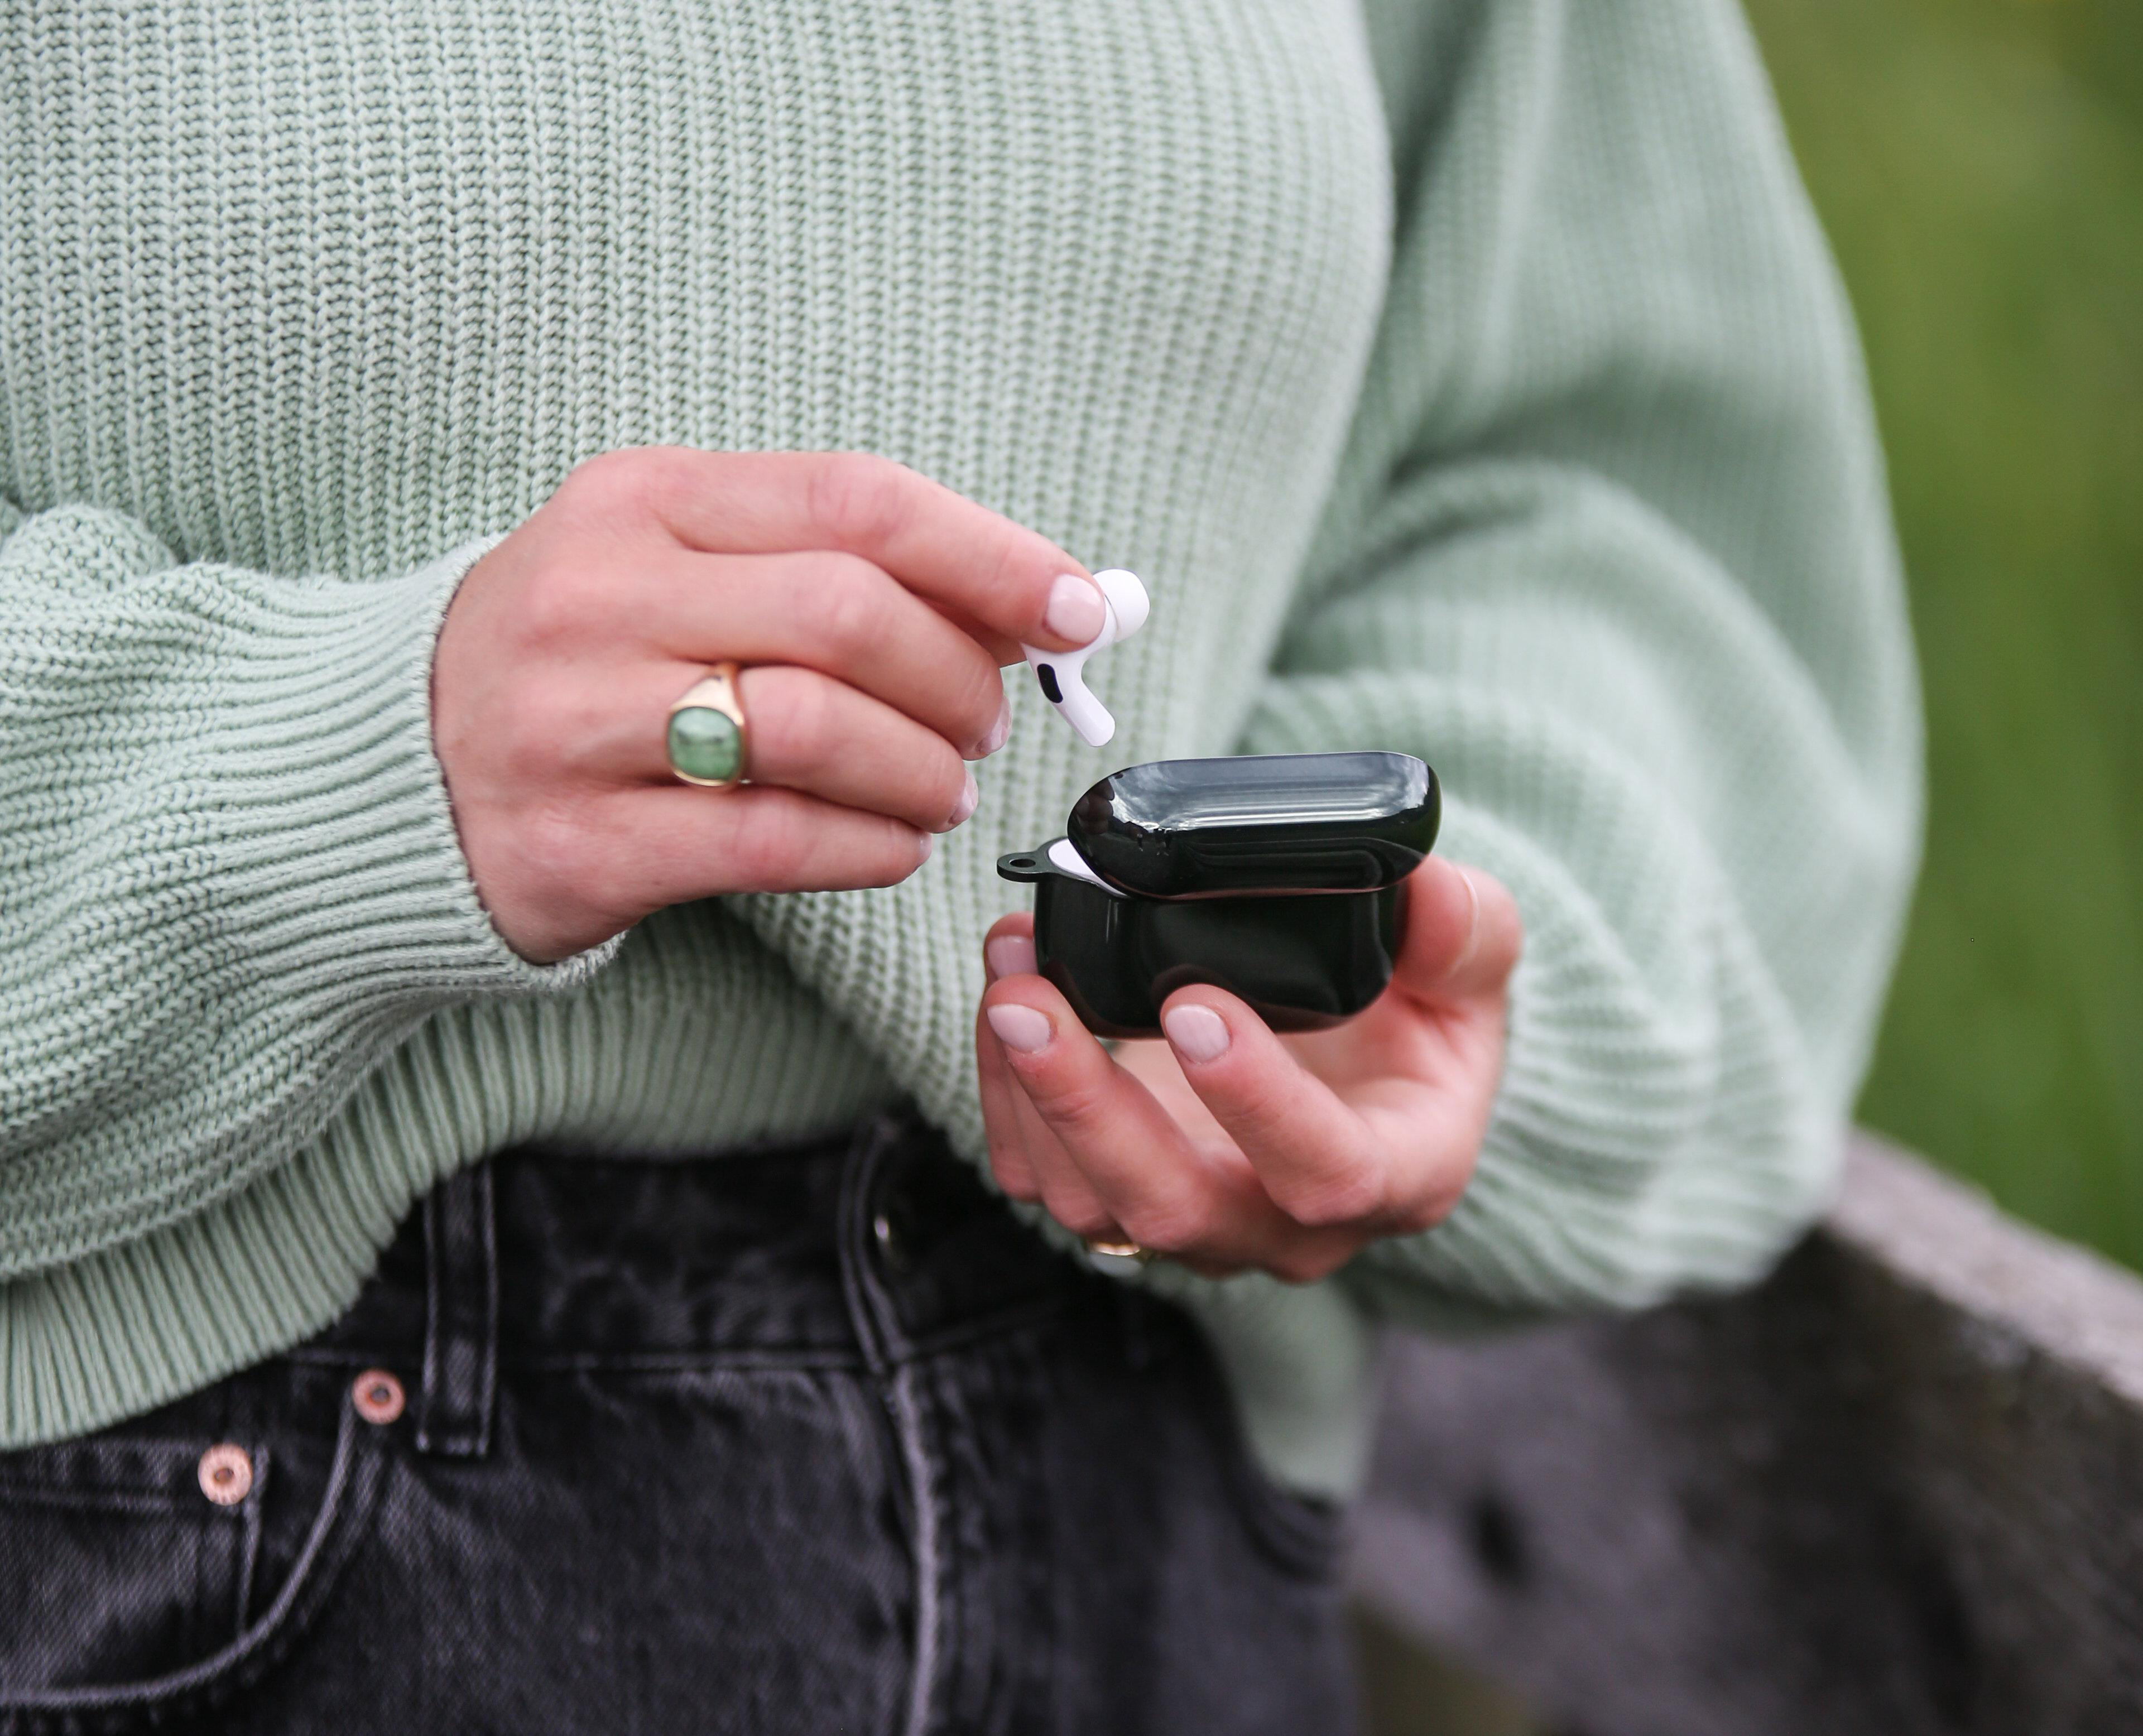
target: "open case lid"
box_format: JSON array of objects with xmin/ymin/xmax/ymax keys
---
[{"xmin": 1053, "ymin": 751, "xmax": 1438, "ymax": 898}]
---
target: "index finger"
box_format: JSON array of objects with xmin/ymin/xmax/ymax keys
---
[
  {"xmin": 978, "ymin": 972, "xmax": 1313, "ymax": 1263},
  {"xmin": 617, "ymin": 448, "xmax": 1106, "ymax": 657}
]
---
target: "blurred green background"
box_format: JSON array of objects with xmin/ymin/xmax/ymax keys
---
[
  {"xmin": 1747, "ymin": 0, "xmax": 2143, "ymax": 1269},
  {"xmin": 1358, "ymin": 7, "xmax": 2141, "ymax": 1727}
]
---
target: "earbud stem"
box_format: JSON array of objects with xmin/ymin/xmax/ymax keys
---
[{"xmin": 1054, "ymin": 681, "xmax": 1116, "ymax": 747}]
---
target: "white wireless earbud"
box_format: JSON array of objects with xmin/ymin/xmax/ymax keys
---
[{"xmin": 1022, "ymin": 569, "xmax": 1149, "ymax": 748}]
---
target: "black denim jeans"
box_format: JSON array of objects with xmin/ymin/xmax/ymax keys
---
[{"xmin": 0, "ymin": 1115, "xmax": 1353, "ymax": 1733}]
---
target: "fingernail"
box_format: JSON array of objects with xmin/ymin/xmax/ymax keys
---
[
  {"xmin": 1162, "ymin": 1003, "xmax": 1231, "ymax": 1064},
  {"xmin": 916, "ymin": 831, "xmax": 936, "ymax": 864},
  {"xmin": 986, "ymin": 1003, "xmax": 1053, "ymax": 1054},
  {"xmin": 1043, "ymin": 574, "xmax": 1107, "ymax": 646},
  {"xmin": 986, "ymin": 934, "xmax": 1038, "ymax": 981},
  {"xmin": 974, "ymin": 694, "xmax": 1012, "ymax": 758},
  {"xmin": 945, "ymin": 769, "xmax": 979, "ymax": 829},
  {"xmin": 1453, "ymin": 866, "xmax": 1484, "ymax": 973}
]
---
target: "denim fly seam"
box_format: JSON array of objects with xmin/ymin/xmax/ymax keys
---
[{"xmin": 839, "ymin": 1116, "xmax": 946, "ymax": 1736}]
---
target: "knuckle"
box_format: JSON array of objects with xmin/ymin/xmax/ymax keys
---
[
  {"xmin": 1386, "ymin": 1199, "xmax": 1449, "ymax": 1238},
  {"xmin": 1235, "ymin": 1077, "xmax": 1311, "ymax": 1144},
  {"xmin": 553, "ymin": 450, "xmax": 622, "ymax": 509},
  {"xmin": 976, "ymin": 532, "xmax": 1034, "ymax": 622},
  {"xmin": 1269, "ymin": 1162, "xmax": 1387, "ymax": 1231},
  {"xmin": 560, "ymin": 446, "xmax": 713, "ymax": 543},
  {"xmin": 515, "ymin": 797, "xmax": 612, "ymax": 906},
  {"xmin": 946, "ymin": 659, "xmax": 1004, "ymax": 747},
  {"xmin": 1042, "ymin": 1192, "xmax": 1116, "ymax": 1242},
  {"xmin": 489, "ymin": 680, "xmax": 566, "ymax": 778},
  {"xmin": 987, "ymin": 1154, "xmax": 1039, "ymax": 1203},
  {"xmin": 798, "ymin": 559, "xmax": 891, "ymax": 666},
  {"xmin": 1119, "ymin": 1196, "xmax": 1212, "ymax": 1257},
  {"xmin": 728, "ymin": 807, "xmax": 813, "ymax": 887},
  {"xmin": 1028, "ymin": 1074, "xmax": 1112, "ymax": 1132},
  {"xmin": 727, "ymin": 798, "xmax": 923, "ymax": 894},
  {"xmin": 562, "ymin": 446, "xmax": 665, "ymax": 516},
  {"xmin": 761, "ymin": 667, "xmax": 838, "ymax": 766},
  {"xmin": 1266, "ymin": 1244, "xmax": 1348, "ymax": 1286},
  {"xmin": 516, "ymin": 564, "xmax": 604, "ymax": 647},
  {"xmin": 858, "ymin": 829, "xmax": 926, "ymax": 888},
  {"xmin": 807, "ymin": 453, "xmax": 916, "ymax": 549},
  {"xmin": 1388, "ymin": 1168, "xmax": 1471, "ymax": 1237},
  {"xmin": 912, "ymin": 742, "xmax": 967, "ymax": 823}
]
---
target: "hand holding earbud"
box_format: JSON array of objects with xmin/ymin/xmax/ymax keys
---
[
  {"xmin": 433, "ymin": 449, "xmax": 1100, "ymax": 961},
  {"xmin": 1021, "ymin": 569, "xmax": 1149, "ymax": 747}
]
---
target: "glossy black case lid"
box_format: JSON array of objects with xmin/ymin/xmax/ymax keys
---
[{"xmin": 1065, "ymin": 752, "xmax": 1438, "ymax": 899}]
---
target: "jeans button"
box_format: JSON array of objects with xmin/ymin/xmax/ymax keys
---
[
  {"xmin": 197, "ymin": 1442, "xmax": 253, "ymax": 1507},
  {"xmin": 352, "ymin": 1368, "xmax": 407, "ymax": 1425}
]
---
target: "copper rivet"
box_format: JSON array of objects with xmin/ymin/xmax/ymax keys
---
[
  {"xmin": 197, "ymin": 1442, "xmax": 253, "ymax": 1507},
  {"xmin": 352, "ymin": 1368, "xmax": 406, "ymax": 1426}
]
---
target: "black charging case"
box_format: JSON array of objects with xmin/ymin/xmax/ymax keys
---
[{"xmin": 997, "ymin": 752, "xmax": 1439, "ymax": 1038}]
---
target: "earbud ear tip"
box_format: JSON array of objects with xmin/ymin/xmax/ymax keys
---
[{"xmin": 1092, "ymin": 569, "xmax": 1149, "ymax": 639}]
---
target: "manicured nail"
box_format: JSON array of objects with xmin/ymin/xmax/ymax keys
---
[
  {"xmin": 986, "ymin": 1003, "xmax": 1053, "ymax": 1054},
  {"xmin": 1162, "ymin": 1003, "xmax": 1231, "ymax": 1064},
  {"xmin": 1042, "ymin": 574, "xmax": 1107, "ymax": 646},
  {"xmin": 974, "ymin": 695, "xmax": 1012, "ymax": 758},
  {"xmin": 945, "ymin": 770, "xmax": 979, "ymax": 829},
  {"xmin": 986, "ymin": 934, "xmax": 1038, "ymax": 981}
]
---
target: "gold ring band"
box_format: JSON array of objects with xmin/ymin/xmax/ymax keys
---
[{"xmin": 667, "ymin": 662, "xmax": 750, "ymax": 790}]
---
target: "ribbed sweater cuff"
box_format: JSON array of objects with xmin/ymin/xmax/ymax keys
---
[
  {"xmin": 182, "ymin": 532, "xmax": 620, "ymax": 1002},
  {"xmin": 1239, "ymin": 690, "xmax": 1830, "ymax": 1315},
  {"xmin": 2, "ymin": 523, "xmax": 618, "ymax": 1280},
  {"xmin": 1348, "ymin": 792, "xmax": 1827, "ymax": 1312}
]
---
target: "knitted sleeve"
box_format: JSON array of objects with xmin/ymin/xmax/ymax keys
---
[
  {"xmin": 0, "ymin": 498, "xmax": 614, "ymax": 1290},
  {"xmin": 1248, "ymin": 0, "xmax": 1923, "ymax": 1314}
]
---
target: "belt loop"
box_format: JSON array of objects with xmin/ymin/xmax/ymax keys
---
[
  {"xmin": 416, "ymin": 1160, "xmax": 499, "ymax": 1458},
  {"xmin": 837, "ymin": 1113, "xmax": 913, "ymax": 1377}
]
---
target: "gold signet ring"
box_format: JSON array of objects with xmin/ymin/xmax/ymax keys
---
[{"xmin": 667, "ymin": 663, "xmax": 750, "ymax": 790}]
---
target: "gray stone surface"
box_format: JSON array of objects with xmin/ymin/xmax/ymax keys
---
[{"xmin": 1349, "ymin": 1136, "xmax": 2143, "ymax": 1736}]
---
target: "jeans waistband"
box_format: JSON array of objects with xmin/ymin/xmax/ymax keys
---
[{"xmin": 306, "ymin": 1112, "xmax": 1079, "ymax": 1444}]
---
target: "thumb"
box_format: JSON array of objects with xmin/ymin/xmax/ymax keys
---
[{"xmin": 1392, "ymin": 858, "xmax": 1522, "ymax": 1004}]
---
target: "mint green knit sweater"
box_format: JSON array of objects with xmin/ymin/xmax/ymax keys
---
[{"xmin": 0, "ymin": 0, "xmax": 1919, "ymax": 1492}]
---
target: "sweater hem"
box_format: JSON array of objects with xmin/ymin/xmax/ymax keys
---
[{"xmin": 0, "ymin": 1089, "xmax": 454, "ymax": 1447}]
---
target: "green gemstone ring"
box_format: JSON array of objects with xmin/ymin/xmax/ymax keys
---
[{"xmin": 666, "ymin": 663, "xmax": 751, "ymax": 790}]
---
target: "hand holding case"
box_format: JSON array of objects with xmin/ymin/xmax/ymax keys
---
[{"xmin": 998, "ymin": 752, "xmax": 1439, "ymax": 1038}]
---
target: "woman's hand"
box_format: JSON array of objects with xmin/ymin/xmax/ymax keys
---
[
  {"xmin": 434, "ymin": 448, "xmax": 1105, "ymax": 961},
  {"xmin": 976, "ymin": 857, "xmax": 1522, "ymax": 1281}
]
